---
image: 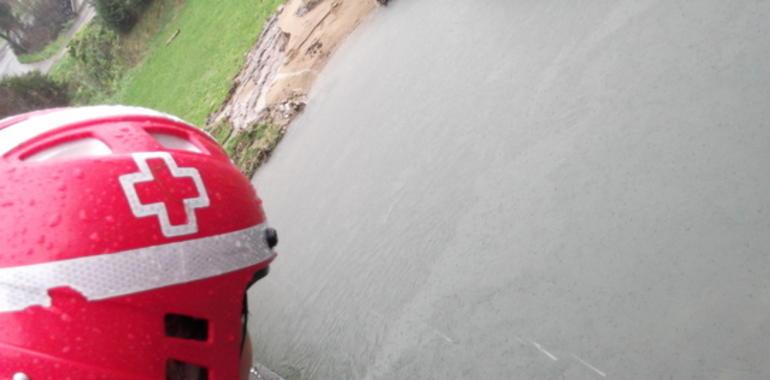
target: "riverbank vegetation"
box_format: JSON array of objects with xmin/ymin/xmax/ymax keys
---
[
  {"xmin": 6, "ymin": 0, "xmax": 285, "ymax": 174},
  {"xmin": 49, "ymin": 0, "xmax": 282, "ymax": 125},
  {"xmin": 0, "ymin": 71, "xmax": 69, "ymax": 117}
]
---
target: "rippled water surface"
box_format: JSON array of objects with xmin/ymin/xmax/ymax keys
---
[{"xmin": 249, "ymin": 1, "xmax": 770, "ymax": 378}]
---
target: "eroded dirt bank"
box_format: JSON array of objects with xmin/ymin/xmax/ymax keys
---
[
  {"xmin": 204, "ymin": 0, "xmax": 380, "ymax": 176},
  {"xmin": 209, "ymin": 0, "xmax": 378, "ymax": 130}
]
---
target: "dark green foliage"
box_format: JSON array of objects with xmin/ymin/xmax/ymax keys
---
[
  {"xmin": 0, "ymin": 72, "xmax": 70, "ymax": 118},
  {"xmin": 66, "ymin": 22, "xmax": 122, "ymax": 96},
  {"xmin": 91, "ymin": 0, "xmax": 151, "ymax": 33}
]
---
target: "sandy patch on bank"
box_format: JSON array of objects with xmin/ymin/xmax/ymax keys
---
[{"xmin": 209, "ymin": 0, "xmax": 378, "ymax": 130}]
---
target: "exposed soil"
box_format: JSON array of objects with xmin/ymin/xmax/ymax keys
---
[{"xmin": 208, "ymin": 0, "xmax": 379, "ymax": 130}]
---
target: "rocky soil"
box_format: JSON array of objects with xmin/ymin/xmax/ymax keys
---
[
  {"xmin": 208, "ymin": 0, "xmax": 378, "ymax": 130},
  {"xmin": 204, "ymin": 0, "xmax": 380, "ymax": 176}
]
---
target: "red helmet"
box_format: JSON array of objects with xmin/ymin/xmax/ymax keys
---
[{"xmin": 0, "ymin": 106, "xmax": 277, "ymax": 379}]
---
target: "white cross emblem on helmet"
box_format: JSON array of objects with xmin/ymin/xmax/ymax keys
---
[{"xmin": 119, "ymin": 152, "xmax": 210, "ymax": 238}]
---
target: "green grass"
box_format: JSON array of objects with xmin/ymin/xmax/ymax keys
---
[
  {"xmin": 49, "ymin": 53, "xmax": 75, "ymax": 82},
  {"xmin": 211, "ymin": 121, "xmax": 284, "ymax": 177},
  {"xmin": 17, "ymin": 21, "xmax": 74, "ymax": 64},
  {"xmin": 111, "ymin": 0, "xmax": 283, "ymax": 125}
]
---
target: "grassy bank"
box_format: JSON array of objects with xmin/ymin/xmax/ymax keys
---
[
  {"xmin": 206, "ymin": 121, "xmax": 285, "ymax": 177},
  {"xmin": 47, "ymin": 0, "xmax": 286, "ymax": 175},
  {"xmin": 112, "ymin": 0, "xmax": 283, "ymax": 125},
  {"xmin": 50, "ymin": 0, "xmax": 186, "ymax": 103},
  {"xmin": 53, "ymin": 0, "xmax": 282, "ymax": 125}
]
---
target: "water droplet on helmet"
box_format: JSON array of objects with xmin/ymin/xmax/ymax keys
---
[
  {"xmin": 89, "ymin": 232, "xmax": 100, "ymax": 242},
  {"xmin": 48, "ymin": 214, "xmax": 61, "ymax": 227},
  {"xmin": 73, "ymin": 168, "xmax": 84, "ymax": 179},
  {"xmin": 0, "ymin": 201, "xmax": 13, "ymax": 208}
]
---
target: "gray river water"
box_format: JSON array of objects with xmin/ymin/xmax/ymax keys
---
[{"xmin": 248, "ymin": 0, "xmax": 770, "ymax": 378}]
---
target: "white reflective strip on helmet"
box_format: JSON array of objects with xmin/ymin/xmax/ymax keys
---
[
  {"xmin": 0, "ymin": 105, "xmax": 196, "ymax": 157},
  {"xmin": 0, "ymin": 224, "xmax": 273, "ymax": 313}
]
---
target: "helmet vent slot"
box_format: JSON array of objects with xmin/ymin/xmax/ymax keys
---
[
  {"xmin": 164, "ymin": 313, "xmax": 209, "ymax": 341},
  {"xmin": 151, "ymin": 132, "xmax": 202, "ymax": 153},
  {"xmin": 166, "ymin": 359, "xmax": 209, "ymax": 380},
  {"xmin": 22, "ymin": 137, "xmax": 112, "ymax": 162}
]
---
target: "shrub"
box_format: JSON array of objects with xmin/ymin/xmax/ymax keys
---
[
  {"xmin": 0, "ymin": 72, "xmax": 70, "ymax": 118},
  {"xmin": 91, "ymin": 0, "xmax": 151, "ymax": 33},
  {"xmin": 67, "ymin": 22, "xmax": 122, "ymax": 92}
]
